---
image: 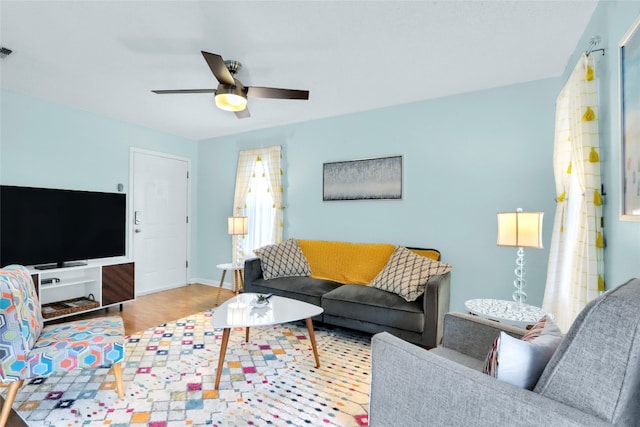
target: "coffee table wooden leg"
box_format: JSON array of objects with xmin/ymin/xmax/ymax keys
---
[
  {"xmin": 245, "ymin": 327, "xmax": 250, "ymax": 343},
  {"xmin": 214, "ymin": 328, "xmax": 231, "ymax": 390},
  {"xmin": 305, "ymin": 317, "xmax": 321, "ymax": 368}
]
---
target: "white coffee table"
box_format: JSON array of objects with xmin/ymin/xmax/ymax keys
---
[{"xmin": 210, "ymin": 293, "xmax": 324, "ymax": 391}]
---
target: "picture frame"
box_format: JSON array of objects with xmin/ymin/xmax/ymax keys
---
[
  {"xmin": 323, "ymin": 155, "xmax": 402, "ymax": 201},
  {"xmin": 620, "ymin": 15, "xmax": 640, "ymax": 221}
]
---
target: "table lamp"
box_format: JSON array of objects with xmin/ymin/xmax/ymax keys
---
[
  {"xmin": 497, "ymin": 209, "xmax": 543, "ymax": 304},
  {"xmin": 228, "ymin": 216, "xmax": 248, "ymax": 265}
]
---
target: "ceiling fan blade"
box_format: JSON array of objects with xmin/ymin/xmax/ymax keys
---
[
  {"xmin": 246, "ymin": 86, "xmax": 309, "ymax": 100},
  {"xmin": 152, "ymin": 89, "xmax": 216, "ymax": 94},
  {"xmin": 201, "ymin": 51, "xmax": 235, "ymax": 85},
  {"xmin": 235, "ymin": 108, "xmax": 251, "ymax": 119}
]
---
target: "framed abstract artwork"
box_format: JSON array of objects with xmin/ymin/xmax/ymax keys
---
[
  {"xmin": 620, "ymin": 15, "xmax": 640, "ymax": 220},
  {"xmin": 323, "ymin": 155, "xmax": 402, "ymax": 201}
]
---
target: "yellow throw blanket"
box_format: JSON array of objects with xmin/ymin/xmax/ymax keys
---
[
  {"xmin": 407, "ymin": 247, "xmax": 440, "ymax": 261},
  {"xmin": 297, "ymin": 240, "xmax": 396, "ymax": 284}
]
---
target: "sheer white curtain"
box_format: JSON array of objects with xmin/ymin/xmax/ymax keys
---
[
  {"xmin": 543, "ymin": 53, "xmax": 604, "ymax": 332},
  {"xmin": 261, "ymin": 147, "xmax": 284, "ymax": 244},
  {"xmin": 232, "ymin": 146, "xmax": 283, "ymax": 261}
]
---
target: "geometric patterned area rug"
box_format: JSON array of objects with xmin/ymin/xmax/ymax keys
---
[{"xmin": 4, "ymin": 310, "xmax": 371, "ymax": 426}]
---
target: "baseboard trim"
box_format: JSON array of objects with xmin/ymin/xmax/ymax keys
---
[{"xmin": 190, "ymin": 278, "xmax": 233, "ymax": 290}]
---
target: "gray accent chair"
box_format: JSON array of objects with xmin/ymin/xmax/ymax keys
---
[{"xmin": 370, "ymin": 278, "xmax": 640, "ymax": 426}]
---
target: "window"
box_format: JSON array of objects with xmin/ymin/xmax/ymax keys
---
[
  {"xmin": 232, "ymin": 146, "xmax": 283, "ymax": 261},
  {"xmin": 243, "ymin": 159, "xmax": 276, "ymax": 256}
]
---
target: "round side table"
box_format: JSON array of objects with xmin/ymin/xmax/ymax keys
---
[
  {"xmin": 464, "ymin": 299, "xmax": 549, "ymax": 328},
  {"xmin": 215, "ymin": 263, "xmax": 244, "ymax": 306}
]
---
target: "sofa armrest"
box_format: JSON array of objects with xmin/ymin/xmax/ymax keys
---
[
  {"xmin": 441, "ymin": 312, "xmax": 527, "ymax": 360},
  {"xmin": 370, "ymin": 332, "xmax": 609, "ymax": 427},
  {"xmin": 243, "ymin": 257, "xmax": 263, "ymax": 290},
  {"xmin": 422, "ymin": 271, "xmax": 450, "ymax": 348}
]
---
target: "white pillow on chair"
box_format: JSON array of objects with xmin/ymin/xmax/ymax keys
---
[{"xmin": 483, "ymin": 316, "xmax": 563, "ymax": 390}]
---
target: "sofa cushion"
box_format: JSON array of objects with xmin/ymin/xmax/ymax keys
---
[
  {"xmin": 254, "ymin": 239, "xmax": 311, "ymax": 280},
  {"xmin": 482, "ymin": 315, "xmax": 562, "ymax": 390},
  {"xmin": 30, "ymin": 317, "xmax": 125, "ymax": 377},
  {"xmin": 322, "ymin": 284, "xmax": 425, "ymax": 332},
  {"xmin": 370, "ymin": 246, "xmax": 453, "ymax": 302},
  {"xmin": 297, "ymin": 240, "xmax": 395, "ymax": 284},
  {"xmin": 244, "ymin": 276, "xmax": 342, "ymax": 308}
]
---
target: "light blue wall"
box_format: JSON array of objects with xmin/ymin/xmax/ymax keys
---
[
  {"xmin": 196, "ymin": 135, "xmax": 238, "ymax": 281},
  {"xmin": 198, "ymin": 78, "xmax": 560, "ymax": 312},
  {"xmin": 198, "ymin": 0, "xmax": 640, "ymax": 312},
  {"xmin": 0, "ymin": 89, "xmax": 199, "ymax": 265},
  {"xmin": 7, "ymin": 0, "xmax": 638, "ymax": 314},
  {"xmin": 560, "ymin": 0, "xmax": 640, "ymax": 290}
]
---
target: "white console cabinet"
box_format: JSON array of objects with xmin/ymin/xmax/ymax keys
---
[{"xmin": 29, "ymin": 259, "xmax": 135, "ymax": 321}]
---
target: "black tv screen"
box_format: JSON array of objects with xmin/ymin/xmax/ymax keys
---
[{"xmin": 0, "ymin": 185, "xmax": 126, "ymax": 268}]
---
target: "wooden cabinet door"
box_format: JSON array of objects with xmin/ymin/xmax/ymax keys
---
[
  {"xmin": 102, "ymin": 263, "xmax": 135, "ymax": 306},
  {"xmin": 31, "ymin": 274, "xmax": 40, "ymax": 296}
]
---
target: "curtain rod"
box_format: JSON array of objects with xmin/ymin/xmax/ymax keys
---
[{"xmin": 586, "ymin": 35, "xmax": 605, "ymax": 57}]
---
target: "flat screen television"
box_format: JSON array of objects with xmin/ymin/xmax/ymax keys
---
[{"xmin": 0, "ymin": 185, "xmax": 126, "ymax": 269}]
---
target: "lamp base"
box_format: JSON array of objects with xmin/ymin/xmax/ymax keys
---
[
  {"xmin": 234, "ymin": 234, "xmax": 244, "ymax": 266},
  {"xmin": 512, "ymin": 247, "xmax": 527, "ymax": 304}
]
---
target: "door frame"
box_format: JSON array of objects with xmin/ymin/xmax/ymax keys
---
[{"xmin": 129, "ymin": 147, "xmax": 192, "ymax": 292}]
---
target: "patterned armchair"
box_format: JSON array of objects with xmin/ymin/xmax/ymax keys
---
[{"xmin": 0, "ymin": 265, "xmax": 125, "ymax": 426}]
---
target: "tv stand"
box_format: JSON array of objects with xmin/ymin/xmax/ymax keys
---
[
  {"xmin": 34, "ymin": 261, "xmax": 88, "ymax": 270},
  {"xmin": 30, "ymin": 259, "xmax": 135, "ymax": 321}
]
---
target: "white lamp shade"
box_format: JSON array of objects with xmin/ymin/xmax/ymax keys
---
[
  {"xmin": 228, "ymin": 216, "xmax": 248, "ymax": 235},
  {"xmin": 497, "ymin": 211, "xmax": 544, "ymax": 249}
]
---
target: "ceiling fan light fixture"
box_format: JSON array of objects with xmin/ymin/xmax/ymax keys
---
[
  {"xmin": 215, "ymin": 84, "xmax": 247, "ymax": 112},
  {"xmin": 155, "ymin": 52, "xmax": 309, "ymax": 119}
]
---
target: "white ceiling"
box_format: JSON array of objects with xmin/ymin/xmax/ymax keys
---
[{"xmin": 0, "ymin": 1, "xmax": 598, "ymax": 141}]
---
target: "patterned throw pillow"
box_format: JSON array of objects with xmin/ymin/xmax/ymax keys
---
[
  {"xmin": 254, "ymin": 239, "xmax": 312, "ymax": 280},
  {"xmin": 482, "ymin": 315, "xmax": 563, "ymax": 390},
  {"xmin": 370, "ymin": 246, "xmax": 453, "ymax": 302}
]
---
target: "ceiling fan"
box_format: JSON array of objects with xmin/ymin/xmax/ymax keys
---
[{"xmin": 152, "ymin": 51, "xmax": 310, "ymax": 119}]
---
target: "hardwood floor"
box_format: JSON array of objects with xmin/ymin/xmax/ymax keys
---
[{"xmin": 49, "ymin": 283, "xmax": 237, "ymax": 334}]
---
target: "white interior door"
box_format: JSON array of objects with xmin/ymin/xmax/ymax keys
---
[{"xmin": 131, "ymin": 149, "xmax": 189, "ymax": 295}]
